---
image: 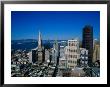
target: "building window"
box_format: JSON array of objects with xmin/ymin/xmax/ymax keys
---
[
  {"xmin": 69, "ymin": 43, "xmax": 71, "ymax": 46},
  {"xmin": 69, "ymin": 55, "xmax": 70, "ymax": 58},
  {"xmin": 76, "ymin": 50, "xmax": 77, "ymax": 53},
  {"xmin": 69, "ymin": 49, "xmax": 70, "ymax": 52},
  {"xmin": 73, "ymin": 61, "xmax": 74, "ymax": 63},
  {"xmin": 66, "ymin": 49, "xmax": 67, "ymax": 52}
]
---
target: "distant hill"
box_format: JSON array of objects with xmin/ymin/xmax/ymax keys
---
[{"xmin": 11, "ymin": 39, "xmax": 68, "ymax": 51}]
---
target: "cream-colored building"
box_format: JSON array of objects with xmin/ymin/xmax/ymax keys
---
[
  {"xmin": 65, "ymin": 39, "xmax": 80, "ymax": 68},
  {"xmin": 93, "ymin": 44, "xmax": 100, "ymax": 63}
]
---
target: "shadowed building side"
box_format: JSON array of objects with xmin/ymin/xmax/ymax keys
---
[{"xmin": 82, "ymin": 25, "xmax": 93, "ymax": 67}]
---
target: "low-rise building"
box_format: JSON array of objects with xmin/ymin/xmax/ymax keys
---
[{"xmin": 80, "ymin": 48, "xmax": 88, "ymax": 67}]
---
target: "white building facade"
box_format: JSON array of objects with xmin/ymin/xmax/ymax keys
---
[{"xmin": 65, "ymin": 39, "xmax": 80, "ymax": 68}]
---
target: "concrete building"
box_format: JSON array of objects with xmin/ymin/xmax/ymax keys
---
[
  {"xmin": 65, "ymin": 39, "xmax": 80, "ymax": 68},
  {"xmin": 45, "ymin": 49, "xmax": 50, "ymax": 63},
  {"xmin": 60, "ymin": 46, "xmax": 65, "ymax": 59},
  {"xmin": 93, "ymin": 44, "xmax": 100, "ymax": 63},
  {"xmin": 80, "ymin": 48, "xmax": 88, "ymax": 67},
  {"xmin": 52, "ymin": 40, "xmax": 60, "ymax": 65},
  {"xmin": 59, "ymin": 58, "xmax": 66, "ymax": 69},
  {"xmin": 29, "ymin": 49, "xmax": 38, "ymax": 63},
  {"xmin": 60, "ymin": 41, "xmax": 67, "ymax": 58},
  {"xmin": 59, "ymin": 41, "xmax": 67, "ymax": 69}
]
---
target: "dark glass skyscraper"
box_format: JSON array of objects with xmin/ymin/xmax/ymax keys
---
[
  {"xmin": 32, "ymin": 49, "xmax": 37, "ymax": 63},
  {"xmin": 82, "ymin": 25, "xmax": 93, "ymax": 67}
]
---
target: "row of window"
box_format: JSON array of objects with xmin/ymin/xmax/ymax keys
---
[
  {"xmin": 61, "ymin": 63, "xmax": 66, "ymax": 66},
  {"xmin": 80, "ymin": 61, "xmax": 88, "ymax": 64},
  {"xmin": 68, "ymin": 43, "xmax": 78, "ymax": 46},
  {"xmin": 66, "ymin": 55, "xmax": 78, "ymax": 58},
  {"xmin": 80, "ymin": 57, "xmax": 88, "ymax": 60},
  {"xmin": 66, "ymin": 49, "xmax": 78, "ymax": 53},
  {"xmin": 80, "ymin": 55, "xmax": 88, "ymax": 58},
  {"xmin": 68, "ymin": 60, "xmax": 77, "ymax": 64}
]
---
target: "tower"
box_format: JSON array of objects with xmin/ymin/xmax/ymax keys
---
[
  {"xmin": 52, "ymin": 40, "xmax": 60, "ymax": 65},
  {"xmin": 82, "ymin": 25, "xmax": 93, "ymax": 67},
  {"xmin": 38, "ymin": 30, "xmax": 42, "ymax": 48},
  {"xmin": 37, "ymin": 30, "xmax": 45, "ymax": 63}
]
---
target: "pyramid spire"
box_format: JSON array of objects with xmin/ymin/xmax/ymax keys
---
[{"xmin": 38, "ymin": 30, "xmax": 42, "ymax": 48}]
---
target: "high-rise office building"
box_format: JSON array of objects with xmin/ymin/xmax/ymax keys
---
[
  {"xmin": 65, "ymin": 39, "xmax": 80, "ymax": 68},
  {"xmin": 82, "ymin": 25, "xmax": 93, "ymax": 67},
  {"xmin": 93, "ymin": 39, "xmax": 100, "ymax": 63},
  {"xmin": 59, "ymin": 41, "xmax": 67, "ymax": 69},
  {"xmin": 29, "ymin": 49, "xmax": 38, "ymax": 63},
  {"xmin": 52, "ymin": 40, "xmax": 60, "ymax": 65},
  {"xmin": 93, "ymin": 39, "xmax": 98, "ymax": 50},
  {"xmin": 60, "ymin": 41, "xmax": 67, "ymax": 58},
  {"xmin": 29, "ymin": 30, "xmax": 45, "ymax": 64},
  {"xmin": 37, "ymin": 31, "xmax": 45, "ymax": 63},
  {"xmin": 45, "ymin": 49, "xmax": 50, "ymax": 62}
]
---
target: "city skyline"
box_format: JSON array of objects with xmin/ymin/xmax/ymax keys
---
[{"xmin": 11, "ymin": 11, "xmax": 100, "ymax": 40}]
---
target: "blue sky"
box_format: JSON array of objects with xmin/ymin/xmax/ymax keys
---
[{"xmin": 11, "ymin": 11, "xmax": 100, "ymax": 40}]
